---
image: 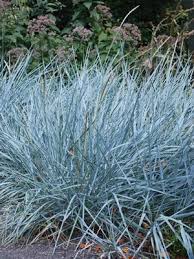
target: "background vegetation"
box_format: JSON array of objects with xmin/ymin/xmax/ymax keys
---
[{"xmin": 0, "ymin": 0, "xmax": 191, "ymax": 67}]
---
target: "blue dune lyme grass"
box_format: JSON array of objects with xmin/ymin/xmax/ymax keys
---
[{"xmin": 0, "ymin": 53, "xmax": 193, "ymax": 258}]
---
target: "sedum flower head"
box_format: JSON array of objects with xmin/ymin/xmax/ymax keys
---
[
  {"xmin": 27, "ymin": 15, "xmax": 55, "ymax": 35},
  {"xmin": 72, "ymin": 26, "xmax": 93, "ymax": 42},
  {"xmin": 112, "ymin": 23, "xmax": 141, "ymax": 45},
  {"xmin": 95, "ymin": 4, "xmax": 112, "ymax": 20},
  {"xmin": 0, "ymin": 0, "xmax": 11, "ymax": 13}
]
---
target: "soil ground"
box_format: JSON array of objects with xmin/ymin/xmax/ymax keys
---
[{"xmin": 0, "ymin": 241, "xmax": 99, "ymax": 259}]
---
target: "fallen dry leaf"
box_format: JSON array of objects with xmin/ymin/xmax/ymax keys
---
[
  {"xmin": 117, "ymin": 238, "xmax": 125, "ymax": 245},
  {"xmin": 122, "ymin": 246, "xmax": 129, "ymax": 254},
  {"xmin": 93, "ymin": 244, "xmax": 102, "ymax": 253},
  {"xmin": 121, "ymin": 256, "xmax": 135, "ymax": 259},
  {"xmin": 142, "ymin": 222, "xmax": 149, "ymax": 229},
  {"xmin": 79, "ymin": 242, "xmax": 91, "ymax": 249}
]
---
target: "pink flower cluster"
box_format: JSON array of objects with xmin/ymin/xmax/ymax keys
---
[
  {"xmin": 55, "ymin": 47, "xmax": 76, "ymax": 62},
  {"xmin": 112, "ymin": 23, "xmax": 141, "ymax": 45},
  {"xmin": 7, "ymin": 47, "xmax": 27, "ymax": 63},
  {"xmin": 95, "ymin": 4, "xmax": 112, "ymax": 20},
  {"xmin": 72, "ymin": 26, "xmax": 93, "ymax": 42},
  {"xmin": 0, "ymin": 0, "xmax": 11, "ymax": 11},
  {"xmin": 27, "ymin": 15, "xmax": 55, "ymax": 35}
]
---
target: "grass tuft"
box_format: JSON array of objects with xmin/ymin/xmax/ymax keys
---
[{"xmin": 0, "ymin": 54, "xmax": 193, "ymax": 258}]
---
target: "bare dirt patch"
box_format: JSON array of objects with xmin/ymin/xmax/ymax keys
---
[{"xmin": 0, "ymin": 241, "xmax": 99, "ymax": 259}]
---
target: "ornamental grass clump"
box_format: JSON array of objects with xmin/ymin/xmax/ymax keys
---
[{"xmin": 0, "ymin": 54, "xmax": 193, "ymax": 258}]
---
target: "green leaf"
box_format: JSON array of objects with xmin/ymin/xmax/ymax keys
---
[
  {"xmin": 98, "ymin": 31, "xmax": 108, "ymax": 42},
  {"xmin": 72, "ymin": 10, "xmax": 81, "ymax": 21},
  {"xmin": 83, "ymin": 1, "xmax": 92, "ymax": 9},
  {"xmin": 61, "ymin": 27, "xmax": 71, "ymax": 35},
  {"xmin": 90, "ymin": 9, "xmax": 100, "ymax": 21}
]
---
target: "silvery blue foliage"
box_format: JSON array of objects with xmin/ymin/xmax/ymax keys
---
[{"xmin": 0, "ymin": 55, "xmax": 193, "ymax": 258}]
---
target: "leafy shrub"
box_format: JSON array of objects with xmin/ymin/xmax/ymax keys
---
[
  {"xmin": 0, "ymin": 53, "xmax": 193, "ymax": 258},
  {"xmin": 0, "ymin": 0, "xmax": 190, "ymax": 67},
  {"xmin": 0, "ymin": 0, "xmax": 143, "ymax": 66}
]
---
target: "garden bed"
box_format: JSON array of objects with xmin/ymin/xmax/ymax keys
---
[
  {"xmin": 0, "ymin": 54, "xmax": 193, "ymax": 258},
  {"xmin": 0, "ymin": 241, "xmax": 98, "ymax": 259}
]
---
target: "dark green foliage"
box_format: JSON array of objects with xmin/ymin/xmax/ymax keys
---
[
  {"xmin": 106, "ymin": 0, "xmax": 173, "ymax": 21},
  {"xmin": 0, "ymin": 0, "xmax": 187, "ymax": 66}
]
